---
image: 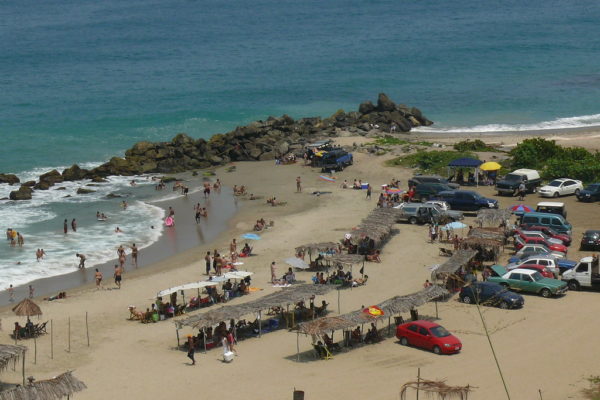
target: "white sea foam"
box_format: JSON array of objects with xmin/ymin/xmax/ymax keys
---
[{"xmin": 413, "ymin": 113, "xmax": 600, "ymax": 134}]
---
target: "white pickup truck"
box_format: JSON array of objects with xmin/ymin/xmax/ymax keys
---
[{"xmin": 562, "ymin": 256, "xmax": 600, "ymax": 291}]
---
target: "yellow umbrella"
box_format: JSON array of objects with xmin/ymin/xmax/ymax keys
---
[{"xmin": 480, "ymin": 161, "xmax": 501, "ymax": 171}]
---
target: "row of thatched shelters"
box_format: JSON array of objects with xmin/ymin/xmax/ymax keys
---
[
  {"xmin": 174, "ymin": 284, "xmax": 333, "ymax": 331},
  {"xmin": 431, "ymin": 249, "xmax": 478, "ymax": 282},
  {"xmin": 0, "ymin": 345, "xmax": 26, "ymax": 374},
  {"xmin": 345, "ymin": 207, "xmax": 401, "ymax": 248},
  {"xmin": 475, "ymin": 208, "xmax": 512, "ymax": 227},
  {"xmin": 295, "ymin": 285, "xmax": 448, "ymax": 336}
]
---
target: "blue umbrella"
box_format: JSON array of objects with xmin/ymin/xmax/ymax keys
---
[
  {"xmin": 242, "ymin": 233, "xmax": 261, "ymax": 240},
  {"xmin": 441, "ymin": 221, "xmax": 468, "ymax": 231}
]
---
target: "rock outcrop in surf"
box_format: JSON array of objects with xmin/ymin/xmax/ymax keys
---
[{"xmin": 6, "ymin": 93, "xmax": 432, "ymax": 199}]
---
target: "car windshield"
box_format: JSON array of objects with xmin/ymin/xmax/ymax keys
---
[
  {"xmin": 530, "ymin": 272, "xmax": 544, "ymax": 281},
  {"xmin": 548, "ymin": 181, "xmax": 561, "ymax": 187},
  {"xmin": 585, "ymin": 184, "xmax": 600, "ymax": 192},
  {"xmin": 429, "ymin": 326, "xmax": 451, "ymax": 338},
  {"xmin": 505, "ymin": 174, "xmax": 522, "ymax": 181}
]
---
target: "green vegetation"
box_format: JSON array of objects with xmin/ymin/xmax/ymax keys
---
[
  {"xmin": 453, "ymin": 139, "xmax": 496, "ymax": 152},
  {"xmin": 386, "ymin": 150, "xmax": 476, "ymax": 175},
  {"xmin": 582, "ymin": 376, "xmax": 600, "ymax": 400},
  {"xmin": 370, "ymin": 137, "xmax": 409, "ymax": 146},
  {"xmin": 510, "ymin": 138, "xmax": 600, "ymax": 182}
]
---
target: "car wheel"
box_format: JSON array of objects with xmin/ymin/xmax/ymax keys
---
[
  {"xmin": 462, "ymin": 295, "xmax": 472, "ymax": 304},
  {"xmin": 553, "ymin": 191, "xmax": 559, "ymax": 198},
  {"xmin": 400, "ymin": 337, "xmax": 408, "ymax": 346},
  {"xmin": 421, "ymin": 195, "xmax": 428, "ymax": 202},
  {"xmin": 540, "ymin": 288, "xmax": 551, "ymax": 298},
  {"xmin": 568, "ymin": 280, "xmax": 580, "ymax": 291},
  {"xmin": 499, "ymin": 301, "xmax": 509, "ymax": 310},
  {"xmin": 408, "ymin": 217, "xmax": 417, "ymax": 225},
  {"xmin": 575, "ymin": 189, "xmax": 580, "ymax": 196},
  {"xmin": 500, "ymin": 283, "xmax": 509, "ymax": 289},
  {"xmin": 433, "ymin": 345, "xmax": 441, "ymax": 355}
]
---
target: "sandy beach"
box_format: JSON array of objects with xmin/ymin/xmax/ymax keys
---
[{"xmin": 2, "ymin": 128, "xmax": 600, "ymax": 400}]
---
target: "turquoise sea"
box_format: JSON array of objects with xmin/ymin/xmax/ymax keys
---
[{"xmin": 2, "ymin": 0, "xmax": 600, "ymax": 287}]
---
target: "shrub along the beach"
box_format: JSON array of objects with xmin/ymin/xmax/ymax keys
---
[
  {"xmin": 453, "ymin": 139, "xmax": 497, "ymax": 152},
  {"xmin": 509, "ymin": 138, "xmax": 600, "ymax": 182},
  {"xmin": 387, "ymin": 150, "xmax": 476, "ymax": 175}
]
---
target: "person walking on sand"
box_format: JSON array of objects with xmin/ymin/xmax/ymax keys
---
[
  {"xmin": 131, "ymin": 243, "xmax": 138, "ymax": 267},
  {"xmin": 63, "ymin": 219, "xmax": 68, "ymax": 234},
  {"xmin": 76, "ymin": 253, "xmax": 86, "ymax": 269},
  {"xmin": 71, "ymin": 218, "xmax": 77, "ymax": 232},
  {"xmin": 95, "ymin": 268, "xmax": 103, "ymax": 289},
  {"xmin": 8, "ymin": 285, "xmax": 14, "ymax": 302},
  {"xmin": 296, "ymin": 176, "xmax": 302, "ymax": 192},
  {"xmin": 366, "ymin": 184, "xmax": 372, "ymax": 200},
  {"xmin": 230, "ymin": 238, "xmax": 237, "ymax": 254},
  {"xmin": 187, "ymin": 336, "xmax": 196, "ymax": 365},
  {"xmin": 518, "ymin": 181, "xmax": 527, "ymax": 201},
  {"xmin": 28, "ymin": 285, "xmax": 34, "ymax": 298},
  {"xmin": 119, "ymin": 251, "xmax": 126, "ymax": 269},
  {"xmin": 270, "ymin": 261, "xmax": 277, "ymax": 283},
  {"xmin": 205, "ymin": 251, "xmax": 212, "ymax": 275},
  {"xmin": 216, "ymin": 253, "xmax": 223, "ymax": 276},
  {"xmin": 114, "ymin": 265, "xmax": 122, "ymax": 288}
]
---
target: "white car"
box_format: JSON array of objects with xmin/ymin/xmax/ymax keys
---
[
  {"xmin": 424, "ymin": 200, "xmax": 451, "ymax": 211},
  {"xmin": 538, "ymin": 178, "xmax": 583, "ymax": 198}
]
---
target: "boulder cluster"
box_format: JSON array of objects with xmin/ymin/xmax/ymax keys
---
[{"xmin": 4, "ymin": 94, "xmax": 431, "ymax": 200}]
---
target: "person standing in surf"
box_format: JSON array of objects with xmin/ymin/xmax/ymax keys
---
[
  {"xmin": 76, "ymin": 253, "xmax": 86, "ymax": 269},
  {"xmin": 63, "ymin": 219, "xmax": 68, "ymax": 234},
  {"xmin": 114, "ymin": 265, "xmax": 122, "ymax": 289},
  {"xmin": 131, "ymin": 243, "xmax": 138, "ymax": 267},
  {"xmin": 71, "ymin": 218, "xmax": 77, "ymax": 232}
]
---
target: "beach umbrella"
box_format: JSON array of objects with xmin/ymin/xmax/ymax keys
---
[
  {"xmin": 480, "ymin": 161, "xmax": 502, "ymax": 171},
  {"xmin": 318, "ymin": 175, "xmax": 336, "ymax": 183},
  {"xmin": 441, "ymin": 221, "xmax": 468, "ymax": 231},
  {"xmin": 386, "ymin": 188, "xmax": 404, "ymax": 195},
  {"xmin": 510, "ymin": 204, "xmax": 533, "ymax": 213},
  {"xmin": 12, "ymin": 298, "xmax": 42, "ymax": 317},
  {"xmin": 224, "ymin": 271, "xmax": 254, "ymax": 280},
  {"xmin": 242, "ymin": 233, "xmax": 261, "ymax": 240},
  {"xmin": 284, "ymin": 257, "xmax": 310, "ymax": 270}
]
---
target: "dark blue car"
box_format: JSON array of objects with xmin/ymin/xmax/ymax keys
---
[
  {"xmin": 459, "ymin": 281, "xmax": 524, "ymax": 309},
  {"xmin": 576, "ymin": 183, "xmax": 600, "ymax": 202},
  {"xmin": 435, "ymin": 190, "xmax": 498, "ymax": 211}
]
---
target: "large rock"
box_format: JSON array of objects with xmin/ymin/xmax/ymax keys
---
[
  {"xmin": 62, "ymin": 164, "xmax": 89, "ymax": 181},
  {"xmin": 76, "ymin": 187, "xmax": 96, "ymax": 194},
  {"xmin": 22, "ymin": 181, "xmax": 36, "ymax": 187},
  {"xmin": 38, "ymin": 169, "xmax": 63, "ymax": 187},
  {"xmin": 0, "ymin": 174, "xmax": 20, "ymax": 185},
  {"xmin": 34, "ymin": 181, "xmax": 51, "ymax": 190},
  {"xmin": 376, "ymin": 93, "xmax": 396, "ymax": 112},
  {"xmin": 358, "ymin": 101, "xmax": 375, "ymax": 115},
  {"xmin": 9, "ymin": 185, "xmax": 32, "ymax": 200}
]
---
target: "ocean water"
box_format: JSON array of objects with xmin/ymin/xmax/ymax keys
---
[{"xmin": 2, "ymin": 0, "xmax": 600, "ymax": 286}]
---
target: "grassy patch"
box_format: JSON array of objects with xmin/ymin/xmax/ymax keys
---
[
  {"xmin": 582, "ymin": 376, "xmax": 600, "ymax": 400},
  {"xmin": 386, "ymin": 150, "xmax": 477, "ymax": 175},
  {"xmin": 453, "ymin": 139, "xmax": 497, "ymax": 152}
]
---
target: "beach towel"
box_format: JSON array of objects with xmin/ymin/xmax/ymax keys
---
[
  {"xmin": 318, "ymin": 175, "xmax": 336, "ymax": 183},
  {"xmin": 248, "ymin": 287, "xmax": 262, "ymax": 292}
]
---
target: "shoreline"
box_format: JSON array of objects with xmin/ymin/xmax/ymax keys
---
[{"xmin": 0, "ymin": 178, "xmax": 239, "ymax": 306}]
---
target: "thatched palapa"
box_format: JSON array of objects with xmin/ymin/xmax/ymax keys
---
[
  {"xmin": 0, "ymin": 345, "xmax": 26, "ymax": 373},
  {"xmin": 431, "ymin": 249, "xmax": 477, "ymax": 281},
  {"xmin": 400, "ymin": 378, "xmax": 473, "ymax": 400},
  {"xmin": 174, "ymin": 284, "xmax": 332, "ymax": 330},
  {"xmin": 12, "ymin": 299, "xmax": 42, "ymax": 317},
  {"xmin": 329, "ymin": 254, "xmax": 365, "ymax": 268},
  {"xmin": 296, "ymin": 285, "xmax": 448, "ymax": 336},
  {"xmin": 476, "ymin": 208, "xmax": 511, "ymax": 227},
  {"xmin": 0, "ymin": 371, "xmax": 86, "ymax": 400},
  {"xmin": 345, "ymin": 207, "xmax": 400, "ymax": 248}
]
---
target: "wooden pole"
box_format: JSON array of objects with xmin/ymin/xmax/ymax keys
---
[
  {"xmin": 176, "ymin": 328, "xmax": 180, "ymax": 348},
  {"xmin": 416, "ymin": 367, "xmax": 420, "ymax": 400},
  {"xmin": 34, "ymin": 336, "xmax": 37, "ymax": 364},
  {"xmin": 85, "ymin": 312, "xmax": 90, "ymax": 347},
  {"xmin": 68, "ymin": 317, "xmax": 71, "ymax": 353},
  {"xmin": 296, "ymin": 332, "xmax": 300, "ymax": 362},
  {"xmin": 22, "ymin": 351, "xmax": 25, "ymax": 386},
  {"xmin": 50, "ymin": 319, "xmax": 54, "ymax": 359},
  {"xmin": 337, "ymin": 288, "xmax": 341, "ymax": 314},
  {"xmin": 258, "ymin": 311, "xmax": 262, "ymax": 338},
  {"xmin": 435, "ymin": 301, "xmax": 439, "ymax": 319},
  {"xmin": 202, "ymin": 327, "xmax": 207, "ymax": 353}
]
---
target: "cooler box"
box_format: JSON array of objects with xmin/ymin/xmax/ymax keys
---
[
  {"xmin": 223, "ymin": 351, "xmax": 235, "ymax": 363},
  {"xmin": 361, "ymin": 183, "xmax": 369, "ymax": 189}
]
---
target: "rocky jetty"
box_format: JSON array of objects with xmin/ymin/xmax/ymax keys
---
[
  {"xmin": 0, "ymin": 174, "xmax": 20, "ymax": 185},
  {"xmin": 3, "ymin": 94, "xmax": 431, "ymax": 200}
]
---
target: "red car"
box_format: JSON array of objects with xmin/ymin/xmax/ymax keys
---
[
  {"xmin": 520, "ymin": 225, "xmax": 571, "ymax": 246},
  {"xmin": 507, "ymin": 263, "xmax": 555, "ymax": 278},
  {"xmin": 395, "ymin": 320, "xmax": 462, "ymax": 355},
  {"xmin": 514, "ymin": 235, "xmax": 568, "ymax": 254}
]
